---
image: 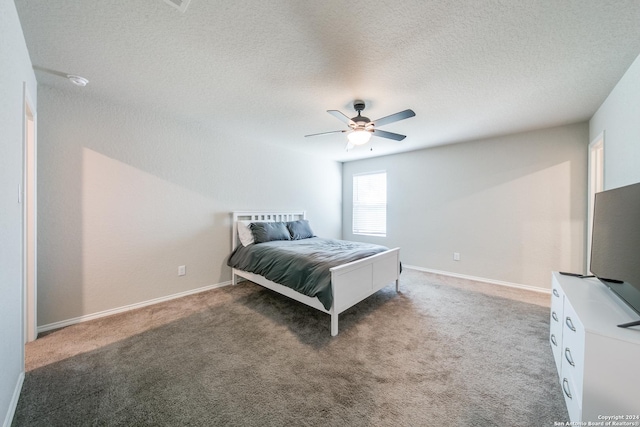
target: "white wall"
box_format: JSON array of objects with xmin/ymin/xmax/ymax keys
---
[
  {"xmin": 343, "ymin": 123, "xmax": 588, "ymax": 290},
  {"xmin": 37, "ymin": 85, "xmax": 342, "ymax": 327},
  {"xmin": 0, "ymin": 0, "xmax": 37, "ymax": 424},
  {"xmin": 590, "ymin": 52, "xmax": 640, "ymax": 190}
]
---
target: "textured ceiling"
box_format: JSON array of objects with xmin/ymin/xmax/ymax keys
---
[{"xmin": 14, "ymin": 0, "xmax": 640, "ymax": 162}]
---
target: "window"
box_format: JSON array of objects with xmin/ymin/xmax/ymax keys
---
[{"xmin": 353, "ymin": 171, "xmax": 387, "ymax": 236}]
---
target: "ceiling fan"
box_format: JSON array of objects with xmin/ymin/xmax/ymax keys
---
[{"xmin": 305, "ymin": 100, "xmax": 415, "ymax": 150}]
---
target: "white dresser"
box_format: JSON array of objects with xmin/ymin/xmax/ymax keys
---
[{"xmin": 550, "ymin": 272, "xmax": 640, "ymax": 422}]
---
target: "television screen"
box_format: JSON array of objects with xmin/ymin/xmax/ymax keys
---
[{"xmin": 590, "ymin": 182, "xmax": 640, "ymax": 326}]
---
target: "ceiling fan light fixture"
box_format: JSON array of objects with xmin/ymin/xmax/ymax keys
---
[
  {"xmin": 305, "ymin": 101, "xmax": 415, "ymax": 148},
  {"xmin": 348, "ymin": 129, "xmax": 372, "ymax": 145}
]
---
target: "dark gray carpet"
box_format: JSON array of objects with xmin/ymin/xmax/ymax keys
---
[{"xmin": 13, "ymin": 270, "xmax": 568, "ymax": 426}]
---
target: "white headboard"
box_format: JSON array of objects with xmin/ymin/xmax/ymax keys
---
[{"xmin": 231, "ymin": 211, "xmax": 306, "ymax": 251}]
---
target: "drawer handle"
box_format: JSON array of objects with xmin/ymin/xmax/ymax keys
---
[
  {"xmin": 550, "ymin": 334, "xmax": 557, "ymax": 347},
  {"xmin": 562, "ymin": 378, "xmax": 572, "ymax": 399},
  {"xmin": 552, "ymin": 311, "xmax": 558, "ymax": 322},
  {"xmin": 564, "ymin": 348, "xmax": 575, "ymax": 367},
  {"xmin": 565, "ymin": 316, "xmax": 576, "ymax": 332},
  {"xmin": 553, "ymin": 289, "xmax": 560, "ymax": 298}
]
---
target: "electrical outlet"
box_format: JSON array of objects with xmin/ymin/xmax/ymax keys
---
[
  {"xmin": 178, "ymin": 265, "xmax": 186, "ymax": 276},
  {"xmin": 453, "ymin": 252, "xmax": 460, "ymax": 261}
]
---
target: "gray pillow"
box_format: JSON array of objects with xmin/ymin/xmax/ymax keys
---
[
  {"xmin": 250, "ymin": 221, "xmax": 291, "ymax": 244},
  {"xmin": 286, "ymin": 220, "xmax": 315, "ymax": 240}
]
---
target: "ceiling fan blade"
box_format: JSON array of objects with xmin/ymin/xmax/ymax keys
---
[
  {"xmin": 304, "ymin": 130, "xmax": 347, "ymax": 138},
  {"xmin": 372, "ymin": 129, "xmax": 406, "ymax": 141},
  {"xmin": 371, "ymin": 109, "xmax": 416, "ymax": 127},
  {"xmin": 327, "ymin": 110, "xmax": 356, "ymax": 126}
]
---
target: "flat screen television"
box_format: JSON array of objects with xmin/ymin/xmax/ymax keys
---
[{"xmin": 590, "ymin": 181, "xmax": 640, "ymax": 328}]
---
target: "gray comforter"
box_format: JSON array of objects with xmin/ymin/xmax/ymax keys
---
[{"xmin": 227, "ymin": 237, "xmax": 390, "ymax": 310}]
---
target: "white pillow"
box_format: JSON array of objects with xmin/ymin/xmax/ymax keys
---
[{"xmin": 237, "ymin": 220, "xmax": 273, "ymax": 247}]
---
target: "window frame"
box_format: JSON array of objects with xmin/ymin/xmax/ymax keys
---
[{"xmin": 352, "ymin": 170, "xmax": 387, "ymax": 237}]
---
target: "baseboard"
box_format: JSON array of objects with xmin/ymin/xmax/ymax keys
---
[
  {"xmin": 403, "ymin": 265, "xmax": 550, "ymax": 294},
  {"xmin": 3, "ymin": 371, "xmax": 24, "ymax": 427},
  {"xmin": 38, "ymin": 281, "xmax": 232, "ymax": 334}
]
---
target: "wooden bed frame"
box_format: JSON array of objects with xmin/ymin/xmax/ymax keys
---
[{"xmin": 230, "ymin": 211, "xmax": 400, "ymax": 336}]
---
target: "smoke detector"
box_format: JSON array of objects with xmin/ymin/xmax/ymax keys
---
[
  {"xmin": 162, "ymin": 0, "xmax": 191, "ymax": 13},
  {"xmin": 67, "ymin": 75, "xmax": 89, "ymax": 87}
]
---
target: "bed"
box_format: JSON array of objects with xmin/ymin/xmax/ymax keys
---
[{"xmin": 228, "ymin": 211, "xmax": 401, "ymax": 336}]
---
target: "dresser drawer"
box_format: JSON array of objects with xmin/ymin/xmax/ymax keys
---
[
  {"xmin": 549, "ymin": 329, "xmax": 562, "ymax": 373},
  {"xmin": 561, "ymin": 376, "xmax": 582, "ymax": 422},
  {"xmin": 550, "ymin": 284, "xmax": 563, "ymax": 309}
]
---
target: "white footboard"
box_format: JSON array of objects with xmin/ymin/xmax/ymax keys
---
[{"xmin": 329, "ymin": 247, "xmax": 400, "ymax": 336}]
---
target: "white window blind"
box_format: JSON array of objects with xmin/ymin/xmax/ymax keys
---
[{"xmin": 353, "ymin": 171, "xmax": 387, "ymax": 236}]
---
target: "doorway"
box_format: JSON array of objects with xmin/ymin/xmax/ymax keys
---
[
  {"xmin": 23, "ymin": 85, "xmax": 37, "ymax": 342},
  {"xmin": 587, "ymin": 132, "xmax": 604, "ymax": 274}
]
